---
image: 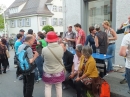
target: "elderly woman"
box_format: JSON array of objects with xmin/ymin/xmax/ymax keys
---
[
  {"xmin": 69, "ymin": 44, "xmax": 83, "ymax": 79},
  {"xmin": 102, "ymin": 21, "xmax": 117, "ymax": 73},
  {"xmin": 42, "ymin": 31, "xmax": 65, "ymax": 97},
  {"xmin": 74, "ymin": 46, "xmax": 98, "ymax": 97}
]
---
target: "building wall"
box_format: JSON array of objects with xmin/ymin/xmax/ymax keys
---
[
  {"xmin": 116, "ymin": 0, "xmax": 130, "ymax": 30},
  {"xmin": 63, "ymin": 0, "xmax": 81, "ymax": 32},
  {"xmin": 51, "ymin": 0, "xmax": 63, "ymax": 34},
  {"xmin": 7, "ymin": 16, "xmax": 39, "ymax": 35}
]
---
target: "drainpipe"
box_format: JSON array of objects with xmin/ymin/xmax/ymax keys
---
[{"xmin": 37, "ymin": 15, "xmax": 39, "ymax": 31}]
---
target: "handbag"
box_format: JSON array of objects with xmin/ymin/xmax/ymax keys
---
[
  {"xmin": 6, "ymin": 50, "xmax": 10, "ymax": 58},
  {"xmin": 48, "ymin": 47, "xmax": 66, "ymax": 72}
]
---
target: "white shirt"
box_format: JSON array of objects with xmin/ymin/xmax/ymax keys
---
[
  {"xmin": 73, "ymin": 54, "xmax": 80, "ymax": 71},
  {"xmin": 121, "ymin": 33, "xmax": 130, "ymax": 69}
]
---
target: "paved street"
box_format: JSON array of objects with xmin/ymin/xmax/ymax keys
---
[
  {"xmin": 0, "ymin": 34, "xmax": 129, "ymax": 97},
  {"xmin": 0, "ymin": 50, "xmax": 75, "ymax": 97}
]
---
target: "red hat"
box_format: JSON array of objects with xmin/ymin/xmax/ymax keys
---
[{"xmin": 46, "ymin": 31, "xmax": 59, "ymax": 43}]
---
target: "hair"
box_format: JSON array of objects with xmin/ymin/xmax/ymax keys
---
[
  {"xmin": 1, "ymin": 38, "xmax": 7, "ymax": 45},
  {"xmin": 89, "ymin": 26, "xmax": 95, "ymax": 33},
  {"xmin": 74, "ymin": 23, "xmax": 82, "ymax": 28},
  {"xmin": 95, "ymin": 24, "xmax": 100, "ymax": 31},
  {"xmin": 103, "ymin": 21, "xmax": 110, "ymax": 27},
  {"xmin": 25, "ymin": 35, "xmax": 33, "ymax": 42},
  {"xmin": 82, "ymin": 46, "xmax": 92, "ymax": 58},
  {"xmin": 60, "ymin": 42, "xmax": 66, "ymax": 47},
  {"xmin": 28, "ymin": 29, "xmax": 33, "ymax": 35},
  {"xmin": 38, "ymin": 33, "xmax": 45, "ymax": 39},
  {"xmin": 17, "ymin": 34, "xmax": 22, "ymax": 39},
  {"xmin": 76, "ymin": 44, "xmax": 83, "ymax": 53}
]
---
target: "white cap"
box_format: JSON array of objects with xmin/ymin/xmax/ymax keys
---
[
  {"xmin": 95, "ymin": 24, "xmax": 100, "ymax": 29},
  {"xmin": 67, "ymin": 24, "xmax": 72, "ymax": 27}
]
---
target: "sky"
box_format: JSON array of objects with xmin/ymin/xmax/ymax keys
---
[{"xmin": 0, "ymin": 0, "xmax": 15, "ymax": 8}]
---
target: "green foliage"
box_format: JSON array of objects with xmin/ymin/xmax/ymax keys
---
[
  {"xmin": 0, "ymin": 15, "xmax": 4, "ymax": 30},
  {"xmin": 42, "ymin": 25, "xmax": 54, "ymax": 34}
]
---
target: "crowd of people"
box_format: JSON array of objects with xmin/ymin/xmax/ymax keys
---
[{"xmin": 1, "ymin": 18, "xmax": 130, "ymax": 97}]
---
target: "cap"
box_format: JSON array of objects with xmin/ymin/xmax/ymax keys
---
[
  {"xmin": 19, "ymin": 29, "xmax": 25, "ymax": 32},
  {"xmin": 95, "ymin": 24, "xmax": 100, "ymax": 29},
  {"xmin": 67, "ymin": 24, "xmax": 72, "ymax": 27}
]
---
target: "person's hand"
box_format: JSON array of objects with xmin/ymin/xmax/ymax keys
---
[
  {"xmin": 75, "ymin": 77, "xmax": 80, "ymax": 82},
  {"xmin": 69, "ymin": 73, "xmax": 75, "ymax": 79},
  {"xmin": 33, "ymin": 51, "xmax": 39, "ymax": 58}
]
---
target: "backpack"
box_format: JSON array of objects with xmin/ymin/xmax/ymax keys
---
[
  {"xmin": 100, "ymin": 79, "xmax": 110, "ymax": 97},
  {"xmin": 16, "ymin": 46, "xmax": 36, "ymax": 75}
]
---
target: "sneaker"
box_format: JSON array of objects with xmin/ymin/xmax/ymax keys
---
[
  {"xmin": 128, "ymin": 90, "xmax": 130, "ymax": 94},
  {"xmin": 38, "ymin": 78, "xmax": 42, "ymax": 81},
  {"xmin": 35, "ymin": 80, "xmax": 39, "ymax": 84},
  {"xmin": 14, "ymin": 65, "xmax": 18, "ymax": 68},
  {"xmin": 120, "ymin": 78, "xmax": 127, "ymax": 84},
  {"xmin": 18, "ymin": 75, "xmax": 23, "ymax": 80}
]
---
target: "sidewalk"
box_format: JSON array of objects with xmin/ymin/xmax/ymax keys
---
[{"xmin": 104, "ymin": 72, "xmax": 130, "ymax": 97}]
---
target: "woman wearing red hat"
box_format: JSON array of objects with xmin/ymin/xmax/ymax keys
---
[{"xmin": 42, "ymin": 31, "xmax": 65, "ymax": 97}]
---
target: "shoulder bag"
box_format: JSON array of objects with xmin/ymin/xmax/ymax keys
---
[{"xmin": 48, "ymin": 47, "xmax": 66, "ymax": 72}]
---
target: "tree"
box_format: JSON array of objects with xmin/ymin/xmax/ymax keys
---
[
  {"xmin": 42, "ymin": 25, "xmax": 54, "ymax": 34},
  {"xmin": 0, "ymin": 14, "xmax": 4, "ymax": 30}
]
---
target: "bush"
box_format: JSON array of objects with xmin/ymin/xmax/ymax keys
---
[{"xmin": 42, "ymin": 25, "xmax": 54, "ymax": 34}]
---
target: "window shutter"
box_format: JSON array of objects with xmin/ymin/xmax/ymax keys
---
[
  {"xmin": 51, "ymin": 18, "xmax": 53, "ymax": 26},
  {"xmin": 57, "ymin": 18, "xmax": 59, "ymax": 26},
  {"xmin": 22, "ymin": 18, "xmax": 25, "ymax": 27},
  {"xmin": 28, "ymin": 18, "xmax": 31, "ymax": 27},
  {"xmin": 10, "ymin": 20, "xmax": 12, "ymax": 28},
  {"xmin": 14, "ymin": 20, "xmax": 16, "ymax": 27},
  {"xmin": 39, "ymin": 17, "xmax": 42, "ymax": 26},
  {"xmin": 17, "ymin": 20, "xmax": 19, "ymax": 27}
]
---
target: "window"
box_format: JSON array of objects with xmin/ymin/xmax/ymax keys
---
[
  {"xmin": 53, "ymin": 5, "xmax": 57, "ymax": 12},
  {"xmin": 9, "ymin": 7, "xmax": 18, "ymax": 14},
  {"xmin": 59, "ymin": 18, "xmax": 63, "ymax": 26},
  {"xmin": 18, "ymin": 19, "xmax": 23, "ymax": 27},
  {"xmin": 104, "ymin": 5, "xmax": 108, "ymax": 15},
  {"xmin": 25, "ymin": 18, "xmax": 31, "ymax": 27},
  {"xmin": 59, "ymin": 6, "xmax": 62, "ymax": 12},
  {"xmin": 52, "ymin": 18, "xmax": 57, "ymax": 26},
  {"xmin": 42, "ymin": 18, "xmax": 47, "ymax": 26},
  {"xmin": 10, "ymin": 20, "xmax": 15, "ymax": 28}
]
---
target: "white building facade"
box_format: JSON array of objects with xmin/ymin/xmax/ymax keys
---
[{"xmin": 5, "ymin": 0, "xmax": 63, "ymax": 36}]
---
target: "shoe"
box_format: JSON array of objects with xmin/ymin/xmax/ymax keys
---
[
  {"xmin": 18, "ymin": 75, "xmax": 23, "ymax": 80},
  {"xmin": 35, "ymin": 80, "xmax": 39, "ymax": 84},
  {"xmin": 3, "ymin": 71, "xmax": 6, "ymax": 73},
  {"xmin": 14, "ymin": 65, "xmax": 18, "ymax": 68},
  {"xmin": 62, "ymin": 85, "xmax": 68, "ymax": 90},
  {"xmin": 38, "ymin": 78, "xmax": 42, "ymax": 81},
  {"xmin": 128, "ymin": 90, "xmax": 130, "ymax": 94},
  {"xmin": 0, "ymin": 70, "xmax": 2, "ymax": 74},
  {"xmin": 120, "ymin": 78, "xmax": 127, "ymax": 84}
]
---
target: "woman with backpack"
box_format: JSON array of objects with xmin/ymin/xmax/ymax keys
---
[
  {"xmin": 74, "ymin": 46, "xmax": 99, "ymax": 97},
  {"xmin": 42, "ymin": 31, "xmax": 65, "ymax": 97}
]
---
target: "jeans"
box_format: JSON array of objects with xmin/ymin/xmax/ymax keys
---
[
  {"xmin": 23, "ymin": 73, "xmax": 35, "ymax": 97},
  {"xmin": 107, "ymin": 43, "xmax": 115, "ymax": 72},
  {"xmin": 126, "ymin": 68, "xmax": 130, "ymax": 90},
  {"xmin": 35, "ymin": 55, "xmax": 43, "ymax": 78},
  {"xmin": 35, "ymin": 68, "xmax": 39, "ymax": 80}
]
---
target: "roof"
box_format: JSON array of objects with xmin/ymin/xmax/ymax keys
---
[
  {"xmin": 46, "ymin": 0, "xmax": 53, "ymax": 3},
  {"xmin": 5, "ymin": 0, "xmax": 53, "ymax": 18}
]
